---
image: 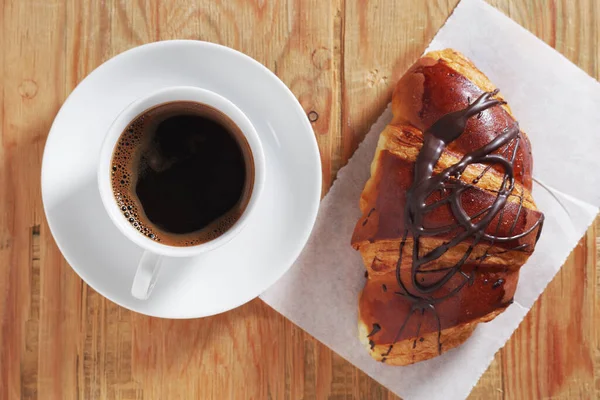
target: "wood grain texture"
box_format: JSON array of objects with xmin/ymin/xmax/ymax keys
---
[{"xmin": 0, "ymin": 0, "xmax": 598, "ymax": 399}]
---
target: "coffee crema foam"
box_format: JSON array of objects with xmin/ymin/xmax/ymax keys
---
[{"xmin": 110, "ymin": 102, "xmax": 253, "ymax": 247}]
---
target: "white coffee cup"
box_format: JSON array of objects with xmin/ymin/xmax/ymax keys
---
[{"xmin": 97, "ymin": 86, "xmax": 265, "ymax": 300}]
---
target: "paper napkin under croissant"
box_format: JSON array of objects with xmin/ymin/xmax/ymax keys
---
[{"xmin": 261, "ymin": 0, "xmax": 600, "ymax": 399}]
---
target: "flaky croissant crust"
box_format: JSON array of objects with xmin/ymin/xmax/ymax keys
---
[{"xmin": 351, "ymin": 49, "xmax": 544, "ymax": 366}]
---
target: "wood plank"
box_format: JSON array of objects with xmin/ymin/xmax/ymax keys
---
[
  {"xmin": 0, "ymin": 0, "xmax": 75, "ymax": 399},
  {"xmin": 340, "ymin": 0, "xmax": 460, "ymax": 166},
  {"xmin": 487, "ymin": 0, "xmax": 600, "ymax": 78},
  {"xmin": 501, "ymin": 223, "xmax": 598, "ymax": 399}
]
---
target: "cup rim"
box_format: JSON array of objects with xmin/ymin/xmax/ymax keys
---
[{"xmin": 97, "ymin": 86, "xmax": 265, "ymax": 257}]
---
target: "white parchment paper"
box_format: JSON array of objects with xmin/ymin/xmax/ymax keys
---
[{"xmin": 260, "ymin": 0, "xmax": 600, "ymax": 398}]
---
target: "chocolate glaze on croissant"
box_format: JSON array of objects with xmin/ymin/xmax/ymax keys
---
[{"xmin": 351, "ymin": 49, "xmax": 544, "ymax": 366}]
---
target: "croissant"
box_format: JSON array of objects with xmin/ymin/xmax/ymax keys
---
[{"xmin": 351, "ymin": 49, "xmax": 544, "ymax": 366}]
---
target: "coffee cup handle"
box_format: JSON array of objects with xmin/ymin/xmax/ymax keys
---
[{"xmin": 131, "ymin": 251, "xmax": 163, "ymax": 300}]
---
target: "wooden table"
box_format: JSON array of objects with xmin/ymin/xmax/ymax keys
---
[{"xmin": 1, "ymin": 0, "xmax": 598, "ymax": 398}]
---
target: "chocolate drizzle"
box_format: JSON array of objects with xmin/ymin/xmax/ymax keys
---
[
  {"xmin": 492, "ymin": 278, "xmax": 505, "ymax": 289},
  {"xmin": 374, "ymin": 90, "xmax": 544, "ymax": 358},
  {"xmin": 367, "ymin": 323, "xmax": 381, "ymax": 337}
]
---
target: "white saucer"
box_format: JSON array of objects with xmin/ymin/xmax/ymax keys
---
[{"xmin": 41, "ymin": 41, "xmax": 322, "ymax": 318}]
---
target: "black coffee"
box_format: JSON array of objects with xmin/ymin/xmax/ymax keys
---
[{"xmin": 110, "ymin": 101, "xmax": 254, "ymax": 247}]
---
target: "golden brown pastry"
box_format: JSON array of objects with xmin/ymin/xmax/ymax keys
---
[{"xmin": 351, "ymin": 49, "xmax": 544, "ymax": 366}]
